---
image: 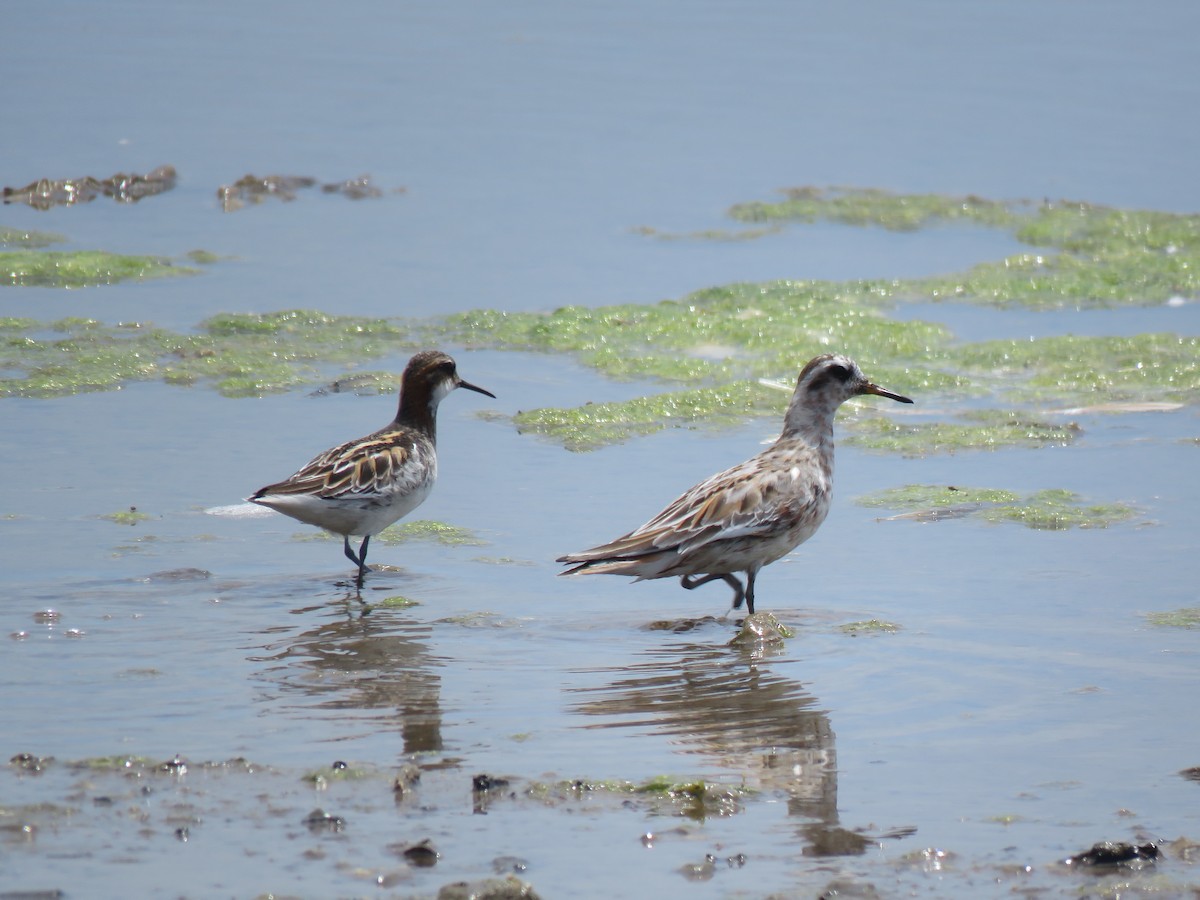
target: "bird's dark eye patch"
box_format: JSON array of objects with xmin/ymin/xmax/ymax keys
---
[{"xmin": 827, "ymin": 363, "xmax": 852, "ymax": 382}]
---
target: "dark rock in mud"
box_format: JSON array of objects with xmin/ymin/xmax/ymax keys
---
[
  {"xmin": 730, "ymin": 612, "xmax": 793, "ymax": 646},
  {"xmin": 1064, "ymin": 840, "xmax": 1158, "ymax": 867},
  {"xmin": 437, "ymin": 875, "xmax": 540, "ymax": 900},
  {"xmin": 320, "ymin": 174, "xmax": 384, "ymax": 200},
  {"xmin": 492, "ymin": 856, "xmax": 529, "ymax": 874},
  {"xmin": 678, "ymin": 854, "xmax": 717, "ymax": 881},
  {"xmin": 0, "ymin": 822, "xmax": 37, "ymax": 842},
  {"xmin": 142, "ymin": 568, "xmax": 212, "ymax": 583},
  {"xmin": 472, "ymin": 773, "xmax": 513, "ymax": 813},
  {"xmin": 393, "ymin": 763, "xmax": 421, "ymax": 799},
  {"xmin": 217, "ymin": 172, "xmax": 389, "ymax": 211},
  {"xmin": 311, "ymin": 373, "xmax": 398, "ymax": 396},
  {"xmin": 217, "ymin": 174, "xmax": 317, "ymax": 211},
  {"xmin": 3, "ymin": 165, "xmax": 176, "ymax": 209},
  {"xmin": 9, "ymin": 753, "xmax": 52, "ymax": 773},
  {"xmin": 818, "ymin": 879, "xmax": 882, "ymax": 899},
  {"xmin": 302, "ymin": 808, "xmax": 346, "ymax": 833},
  {"xmin": 473, "ymin": 774, "xmax": 510, "ymax": 792},
  {"xmin": 157, "ymin": 755, "xmax": 188, "ymax": 774},
  {"xmin": 640, "ymin": 826, "xmax": 690, "ymax": 848},
  {"xmin": 802, "ymin": 824, "xmax": 876, "ymax": 857},
  {"xmin": 395, "ymin": 838, "xmax": 439, "ymax": 867},
  {"xmin": 645, "ymin": 615, "xmax": 722, "ymax": 633}
]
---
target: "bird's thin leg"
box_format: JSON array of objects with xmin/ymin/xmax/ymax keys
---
[
  {"xmin": 344, "ymin": 535, "xmax": 371, "ymax": 590},
  {"xmin": 680, "ymin": 573, "xmax": 746, "ymax": 609},
  {"xmin": 744, "ymin": 569, "xmax": 757, "ymax": 615},
  {"xmin": 680, "ymin": 573, "xmax": 724, "ymax": 591},
  {"xmin": 355, "ymin": 535, "xmax": 371, "ymax": 589}
]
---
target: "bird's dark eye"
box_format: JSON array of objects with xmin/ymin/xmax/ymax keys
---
[{"xmin": 827, "ymin": 363, "xmax": 851, "ymax": 382}]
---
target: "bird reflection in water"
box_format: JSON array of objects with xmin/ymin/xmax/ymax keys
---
[
  {"xmin": 569, "ymin": 639, "xmax": 835, "ymax": 821},
  {"xmin": 250, "ymin": 598, "xmax": 446, "ymax": 755},
  {"xmin": 569, "ymin": 638, "xmax": 914, "ymax": 854}
]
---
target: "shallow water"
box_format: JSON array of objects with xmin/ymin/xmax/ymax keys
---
[{"xmin": 3, "ymin": 1, "xmax": 1200, "ymax": 897}]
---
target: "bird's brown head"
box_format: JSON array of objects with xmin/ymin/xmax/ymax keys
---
[{"xmin": 397, "ymin": 350, "xmax": 495, "ymax": 428}]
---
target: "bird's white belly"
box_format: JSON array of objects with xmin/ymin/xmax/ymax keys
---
[{"xmin": 258, "ymin": 477, "xmax": 434, "ymax": 537}]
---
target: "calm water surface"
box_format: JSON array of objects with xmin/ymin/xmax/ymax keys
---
[{"xmin": 2, "ymin": 1, "xmax": 1199, "ymax": 897}]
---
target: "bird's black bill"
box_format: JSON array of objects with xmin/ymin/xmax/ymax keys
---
[
  {"xmin": 861, "ymin": 383, "xmax": 914, "ymax": 404},
  {"xmin": 458, "ymin": 379, "xmax": 496, "ymax": 399}
]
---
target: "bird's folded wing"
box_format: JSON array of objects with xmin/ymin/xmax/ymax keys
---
[
  {"xmin": 254, "ymin": 435, "xmax": 418, "ymax": 500},
  {"xmin": 562, "ymin": 459, "xmax": 811, "ymax": 562}
]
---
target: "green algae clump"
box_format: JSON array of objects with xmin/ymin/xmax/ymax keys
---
[
  {"xmin": 374, "ymin": 520, "xmax": 487, "ymax": 546},
  {"xmin": 293, "ymin": 520, "xmax": 485, "ymax": 547},
  {"xmin": 2, "ymin": 250, "xmax": 196, "ymax": 287},
  {"xmin": 726, "ymin": 187, "xmax": 1200, "ymax": 310},
  {"xmin": 858, "ymin": 484, "xmax": 1137, "ymax": 530},
  {"xmin": 375, "ymin": 595, "xmax": 421, "ymax": 609},
  {"xmin": 857, "ymin": 484, "xmax": 1021, "ymax": 509},
  {"xmin": 542, "ymin": 775, "xmax": 751, "ymax": 820},
  {"xmin": 0, "ymin": 227, "xmax": 66, "ymax": 249},
  {"xmin": 840, "ymin": 619, "xmax": 901, "ymax": 635},
  {"xmin": 848, "ymin": 411, "xmax": 1080, "ymax": 456},
  {"xmin": 951, "ymin": 334, "xmax": 1200, "ymax": 406},
  {"xmin": 1144, "ymin": 607, "xmax": 1200, "ymax": 629},
  {"xmin": 977, "ymin": 488, "xmax": 1137, "ymax": 530},
  {"xmin": 2, "ymin": 187, "xmax": 1198, "ymax": 463},
  {"xmin": 0, "ymin": 312, "xmax": 421, "ymax": 399},
  {"xmin": 514, "ymin": 380, "xmax": 785, "ymax": 451},
  {"xmin": 729, "ymin": 186, "xmax": 1017, "ymax": 232},
  {"xmin": 101, "ymin": 507, "xmax": 152, "ymax": 526},
  {"xmin": 439, "ymin": 281, "xmax": 952, "ymax": 386}
]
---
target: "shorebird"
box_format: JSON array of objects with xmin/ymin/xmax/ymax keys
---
[
  {"xmin": 557, "ymin": 354, "xmax": 912, "ymax": 614},
  {"xmin": 249, "ymin": 350, "xmax": 494, "ymax": 589}
]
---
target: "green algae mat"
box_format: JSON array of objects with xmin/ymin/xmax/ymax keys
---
[{"xmin": 3, "ymin": 187, "xmax": 1197, "ymax": 461}]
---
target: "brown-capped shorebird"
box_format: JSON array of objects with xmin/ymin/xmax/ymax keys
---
[{"xmin": 249, "ymin": 350, "xmax": 494, "ymax": 588}]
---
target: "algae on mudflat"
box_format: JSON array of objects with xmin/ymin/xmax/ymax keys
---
[
  {"xmin": 0, "ymin": 312, "xmax": 422, "ymax": 399},
  {"xmin": 528, "ymin": 775, "xmax": 751, "ymax": 821},
  {"xmin": 0, "ymin": 227, "xmax": 66, "ymax": 249},
  {"xmin": 729, "ymin": 186, "xmax": 1018, "ymax": 232},
  {"xmin": 839, "ymin": 619, "xmax": 901, "ymax": 635},
  {"xmin": 440, "ymin": 282, "xmax": 952, "ymax": 387},
  {"xmin": 632, "ymin": 224, "xmax": 783, "ymax": 241},
  {"xmin": 100, "ymin": 507, "xmax": 152, "ymax": 526},
  {"xmin": 978, "ymin": 488, "xmax": 1137, "ymax": 530},
  {"xmin": 2, "ymin": 250, "xmax": 196, "ymax": 287},
  {"xmin": 728, "ymin": 187, "xmax": 1200, "ymax": 309},
  {"xmin": 513, "ymin": 380, "xmax": 784, "ymax": 451},
  {"xmin": 858, "ymin": 484, "xmax": 1137, "ymax": 530},
  {"xmin": 2, "ymin": 186, "xmax": 1198, "ymax": 467},
  {"xmin": 374, "ymin": 520, "xmax": 487, "ymax": 546},
  {"xmin": 847, "ymin": 410, "xmax": 1081, "ymax": 456},
  {"xmin": 291, "ymin": 520, "xmax": 485, "ymax": 547},
  {"xmin": 952, "ymin": 334, "xmax": 1200, "ymax": 405},
  {"xmin": 1144, "ymin": 607, "xmax": 1200, "ymax": 629}
]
